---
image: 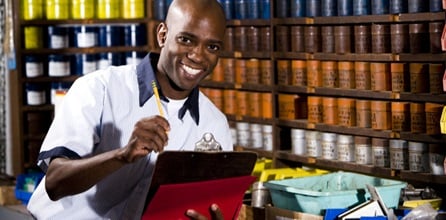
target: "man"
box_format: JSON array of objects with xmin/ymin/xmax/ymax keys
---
[{"xmin": 27, "ymin": 0, "xmax": 232, "ymax": 219}]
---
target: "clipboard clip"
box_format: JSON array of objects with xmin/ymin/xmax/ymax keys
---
[{"xmin": 194, "ymin": 132, "xmax": 222, "ymax": 152}]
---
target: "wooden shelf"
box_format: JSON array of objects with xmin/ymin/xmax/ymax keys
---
[
  {"xmin": 21, "ymin": 46, "xmax": 150, "ymax": 55},
  {"xmin": 20, "ymin": 18, "xmax": 149, "ymax": 26}
]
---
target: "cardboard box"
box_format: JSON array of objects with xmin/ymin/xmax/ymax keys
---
[
  {"xmin": 265, "ymin": 205, "xmax": 323, "ymax": 220},
  {"xmin": 237, "ymin": 204, "xmax": 265, "ymax": 220},
  {"xmin": 0, "ymin": 186, "xmax": 21, "ymax": 206}
]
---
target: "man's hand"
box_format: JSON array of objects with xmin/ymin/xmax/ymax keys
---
[
  {"xmin": 185, "ymin": 204, "xmax": 224, "ymax": 220},
  {"xmin": 119, "ymin": 115, "xmax": 170, "ymax": 163}
]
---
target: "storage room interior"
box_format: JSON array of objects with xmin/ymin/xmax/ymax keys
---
[{"xmin": 1, "ymin": 0, "xmax": 446, "ymax": 219}]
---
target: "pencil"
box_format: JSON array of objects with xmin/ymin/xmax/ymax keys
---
[{"xmin": 151, "ymin": 80, "xmax": 165, "ymax": 118}]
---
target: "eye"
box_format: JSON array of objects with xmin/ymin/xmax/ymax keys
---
[
  {"xmin": 208, "ymin": 44, "xmax": 221, "ymax": 52},
  {"xmin": 178, "ymin": 36, "xmax": 192, "ymax": 44}
]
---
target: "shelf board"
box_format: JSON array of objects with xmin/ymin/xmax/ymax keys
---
[
  {"xmin": 22, "ymin": 75, "xmax": 79, "ymax": 83},
  {"xmin": 22, "ymin": 105, "xmax": 54, "ymax": 112},
  {"xmin": 395, "ymin": 12, "xmax": 445, "ymax": 22},
  {"xmin": 272, "ymin": 17, "xmax": 312, "ymax": 25},
  {"xmin": 276, "ymin": 119, "xmax": 309, "ymax": 129},
  {"xmin": 227, "ymin": 19, "xmax": 270, "ymax": 26},
  {"xmin": 276, "ymin": 85, "xmax": 309, "ymax": 94},
  {"xmin": 314, "ymin": 14, "xmax": 394, "ymax": 24},
  {"xmin": 20, "ymin": 18, "xmax": 149, "ymax": 26},
  {"xmin": 200, "ymin": 80, "xmax": 274, "ymax": 92},
  {"xmin": 315, "ymin": 88, "xmax": 394, "ymax": 99},
  {"xmin": 235, "ymin": 146, "xmax": 273, "ymax": 158},
  {"xmin": 21, "ymin": 46, "xmax": 149, "ymax": 55}
]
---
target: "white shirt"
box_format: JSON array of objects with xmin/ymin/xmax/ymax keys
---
[{"xmin": 27, "ymin": 53, "xmax": 233, "ymax": 220}]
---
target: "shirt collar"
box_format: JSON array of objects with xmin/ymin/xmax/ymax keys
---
[{"xmin": 136, "ymin": 53, "xmax": 200, "ymax": 125}]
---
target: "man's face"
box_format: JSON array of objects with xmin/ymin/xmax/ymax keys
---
[{"xmin": 157, "ymin": 7, "xmax": 226, "ymax": 94}]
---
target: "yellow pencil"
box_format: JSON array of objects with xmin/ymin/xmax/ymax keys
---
[{"xmin": 151, "ymin": 80, "xmax": 165, "ymax": 117}]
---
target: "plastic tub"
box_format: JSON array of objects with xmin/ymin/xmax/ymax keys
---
[{"xmin": 264, "ymin": 171, "xmax": 407, "ymax": 215}]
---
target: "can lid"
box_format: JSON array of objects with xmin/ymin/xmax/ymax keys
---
[
  {"xmin": 321, "ymin": 132, "xmax": 337, "ymax": 141},
  {"xmin": 354, "ymin": 136, "xmax": 371, "ymax": 145},
  {"xmin": 425, "ymin": 102, "xmax": 443, "ymax": 112},
  {"xmin": 372, "ymin": 138, "xmax": 389, "ymax": 146},
  {"xmin": 410, "ymin": 102, "xmax": 425, "ymax": 112},
  {"xmin": 408, "ymin": 141, "xmax": 428, "ymax": 151},
  {"xmin": 389, "ymin": 139, "xmax": 408, "ymax": 149},
  {"xmin": 391, "ymin": 102, "xmax": 409, "ymax": 111},
  {"xmin": 291, "ymin": 128, "xmax": 305, "ymax": 137},
  {"xmin": 337, "ymin": 134, "xmax": 353, "ymax": 143}
]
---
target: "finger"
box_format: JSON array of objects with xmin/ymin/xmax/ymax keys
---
[
  {"xmin": 185, "ymin": 209, "xmax": 206, "ymax": 220},
  {"xmin": 210, "ymin": 204, "xmax": 224, "ymax": 220}
]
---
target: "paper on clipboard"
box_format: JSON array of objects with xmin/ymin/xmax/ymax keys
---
[{"xmin": 141, "ymin": 175, "xmax": 256, "ymax": 220}]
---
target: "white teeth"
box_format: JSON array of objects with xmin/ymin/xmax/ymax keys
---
[{"xmin": 183, "ymin": 64, "xmax": 201, "ymax": 75}]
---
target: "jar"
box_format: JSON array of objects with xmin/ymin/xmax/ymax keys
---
[
  {"xmin": 236, "ymin": 91, "xmax": 248, "ymax": 116},
  {"xmin": 337, "ymin": 134, "xmax": 355, "ymax": 162},
  {"xmin": 307, "ymin": 96, "xmax": 323, "ymax": 123},
  {"xmin": 429, "ymin": 22, "xmax": 443, "ymax": 53},
  {"xmin": 260, "ymin": 59, "xmax": 272, "ymax": 85},
  {"xmin": 334, "ymin": 26, "xmax": 352, "ymax": 54},
  {"xmin": 247, "ymin": 0, "xmax": 260, "ymax": 19},
  {"xmin": 261, "ymin": 93, "xmax": 273, "ymax": 118},
  {"xmin": 22, "ymin": 0, "xmax": 43, "ymax": 20},
  {"xmin": 25, "ymin": 56, "xmax": 44, "ymax": 78},
  {"xmin": 408, "ymin": 141, "xmax": 429, "ymax": 172},
  {"xmin": 389, "ymin": 0, "xmax": 407, "ymax": 14},
  {"xmin": 250, "ymin": 123, "xmax": 263, "ymax": 149},
  {"xmin": 429, "ymin": 63, "xmax": 444, "ymax": 94},
  {"xmin": 123, "ymin": 0, "xmax": 145, "ymax": 18},
  {"xmin": 234, "ymin": 0, "xmax": 248, "ymax": 19},
  {"xmin": 321, "ymin": 132, "xmax": 337, "ymax": 160},
  {"xmin": 98, "ymin": 53, "xmax": 112, "ymax": 70},
  {"xmin": 372, "ymin": 138, "xmax": 390, "ymax": 167},
  {"xmin": 247, "ymin": 26, "xmax": 260, "ymax": 52},
  {"xmin": 47, "ymin": 26, "xmax": 69, "ymax": 49},
  {"xmin": 391, "ymin": 102, "xmax": 410, "ymax": 132},
  {"xmin": 321, "ymin": 26, "xmax": 335, "ymax": 53},
  {"xmin": 291, "ymin": 0, "xmax": 306, "ymax": 17},
  {"xmin": 153, "ymin": 0, "xmax": 166, "ymax": 20},
  {"xmin": 408, "ymin": 0, "xmax": 428, "ymax": 13},
  {"xmin": 322, "ymin": 61, "xmax": 338, "ymax": 88},
  {"xmin": 390, "ymin": 24, "xmax": 409, "ymax": 53},
  {"xmin": 291, "ymin": 60, "xmax": 307, "ymax": 86},
  {"xmin": 371, "ymin": 0, "xmax": 389, "ymax": 14},
  {"xmin": 278, "ymin": 94, "xmax": 297, "ymax": 120},
  {"xmin": 390, "ymin": 62, "xmax": 409, "ymax": 92},
  {"xmin": 354, "ymin": 61, "xmax": 371, "ymax": 90},
  {"xmin": 338, "ymin": 61, "xmax": 355, "ymax": 89},
  {"xmin": 277, "ymin": 60, "xmax": 291, "ymax": 85},
  {"xmin": 124, "ymin": 24, "xmax": 147, "ymax": 46},
  {"xmin": 26, "ymin": 83, "xmax": 46, "ymax": 105},
  {"xmin": 236, "ymin": 122, "xmax": 250, "ymax": 147},
  {"xmin": 99, "ymin": 25, "xmax": 123, "ymax": 47},
  {"xmin": 24, "ymin": 27, "xmax": 43, "ymax": 49},
  {"xmin": 246, "ymin": 59, "xmax": 260, "ymax": 84},
  {"xmin": 275, "ymin": 26, "xmax": 290, "ymax": 52},
  {"xmin": 337, "ymin": 0, "xmax": 353, "ymax": 16},
  {"xmin": 322, "ymin": 97, "xmax": 337, "ymax": 125},
  {"xmin": 425, "ymin": 102, "xmax": 443, "ymax": 135},
  {"xmin": 371, "ymin": 24, "xmax": 390, "ymax": 53},
  {"xmin": 48, "ymin": 55, "xmax": 71, "ymax": 77},
  {"xmin": 409, "ymin": 23, "xmax": 429, "ymax": 54},
  {"xmin": 235, "ymin": 59, "xmax": 247, "ymax": 84},
  {"xmin": 356, "ymin": 99, "xmax": 371, "ymax": 128},
  {"xmin": 389, "ymin": 139, "xmax": 409, "ymax": 170},
  {"xmin": 371, "ymin": 100, "xmax": 391, "ymax": 130},
  {"xmin": 409, "ymin": 63, "xmax": 429, "ymax": 93},
  {"xmin": 291, "ymin": 129, "xmax": 306, "ymax": 155},
  {"xmin": 73, "ymin": 26, "xmax": 98, "ymax": 48},
  {"xmin": 248, "ymin": 92, "xmax": 261, "ymax": 118},
  {"xmin": 46, "ymin": 0, "xmax": 69, "ymax": 19},
  {"xmin": 234, "ymin": 26, "xmax": 247, "ymax": 51},
  {"xmin": 306, "ymin": 0, "xmax": 321, "ymax": 17},
  {"xmin": 370, "ymin": 62, "xmax": 390, "ymax": 91},
  {"xmin": 321, "ymin": 0, "xmax": 336, "ymax": 16},
  {"xmin": 410, "ymin": 102, "xmax": 426, "ymax": 133},
  {"xmin": 306, "ymin": 130, "xmax": 321, "ymax": 157},
  {"xmin": 71, "ymin": 0, "xmax": 95, "ymax": 19},
  {"xmin": 223, "ymin": 89, "xmax": 236, "ymax": 115},
  {"xmin": 355, "ymin": 136, "xmax": 372, "ymax": 165},
  {"xmin": 430, "ymin": 0, "xmax": 443, "ymax": 12},
  {"xmin": 212, "ymin": 59, "xmax": 224, "ymax": 82},
  {"xmin": 291, "ymin": 26, "xmax": 305, "ymax": 52},
  {"xmin": 260, "ymin": 27, "xmax": 271, "ymax": 51},
  {"xmin": 224, "ymin": 27, "xmax": 234, "ymax": 51},
  {"xmin": 353, "ymin": 0, "xmax": 371, "ymax": 15},
  {"xmin": 429, "ymin": 144, "xmax": 445, "ymax": 175},
  {"xmin": 262, "ymin": 125, "xmax": 273, "ymax": 151},
  {"xmin": 223, "ymin": 58, "xmax": 235, "ymax": 83},
  {"xmin": 337, "ymin": 98, "xmax": 356, "ymax": 127},
  {"xmin": 307, "ymin": 60, "xmax": 322, "ymax": 87},
  {"xmin": 261, "ymin": 0, "xmax": 271, "ymax": 19},
  {"xmin": 304, "ymin": 26, "xmax": 321, "ymax": 53},
  {"xmin": 74, "ymin": 53, "xmax": 97, "ymax": 75},
  {"xmin": 97, "ymin": 0, "xmax": 121, "ymax": 19},
  {"xmin": 354, "ymin": 25, "xmax": 371, "ymax": 53}
]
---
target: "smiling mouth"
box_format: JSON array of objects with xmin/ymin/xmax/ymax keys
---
[{"xmin": 182, "ymin": 64, "xmax": 202, "ymax": 76}]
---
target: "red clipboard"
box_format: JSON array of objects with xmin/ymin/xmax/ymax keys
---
[{"xmin": 142, "ymin": 151, "xmax": 258, "ymax": 220}]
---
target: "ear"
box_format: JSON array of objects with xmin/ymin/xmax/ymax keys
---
[{"xmin": 156, "ymin": 22, "xmax": 167, "ymax": 48}]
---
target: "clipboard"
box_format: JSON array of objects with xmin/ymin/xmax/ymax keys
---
[{"xmin": 142, "ymin": 151, "xmax": 258, "ymax": 220}]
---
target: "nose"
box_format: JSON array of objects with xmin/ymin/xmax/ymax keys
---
[{"xmin": 187, "ymin": 45, "xmax": 205, "ymax": 63}]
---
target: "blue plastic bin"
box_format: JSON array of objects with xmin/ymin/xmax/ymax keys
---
[{"xmin": 264, "ymin": 171, "xmax": 407, "ymax": 215}]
